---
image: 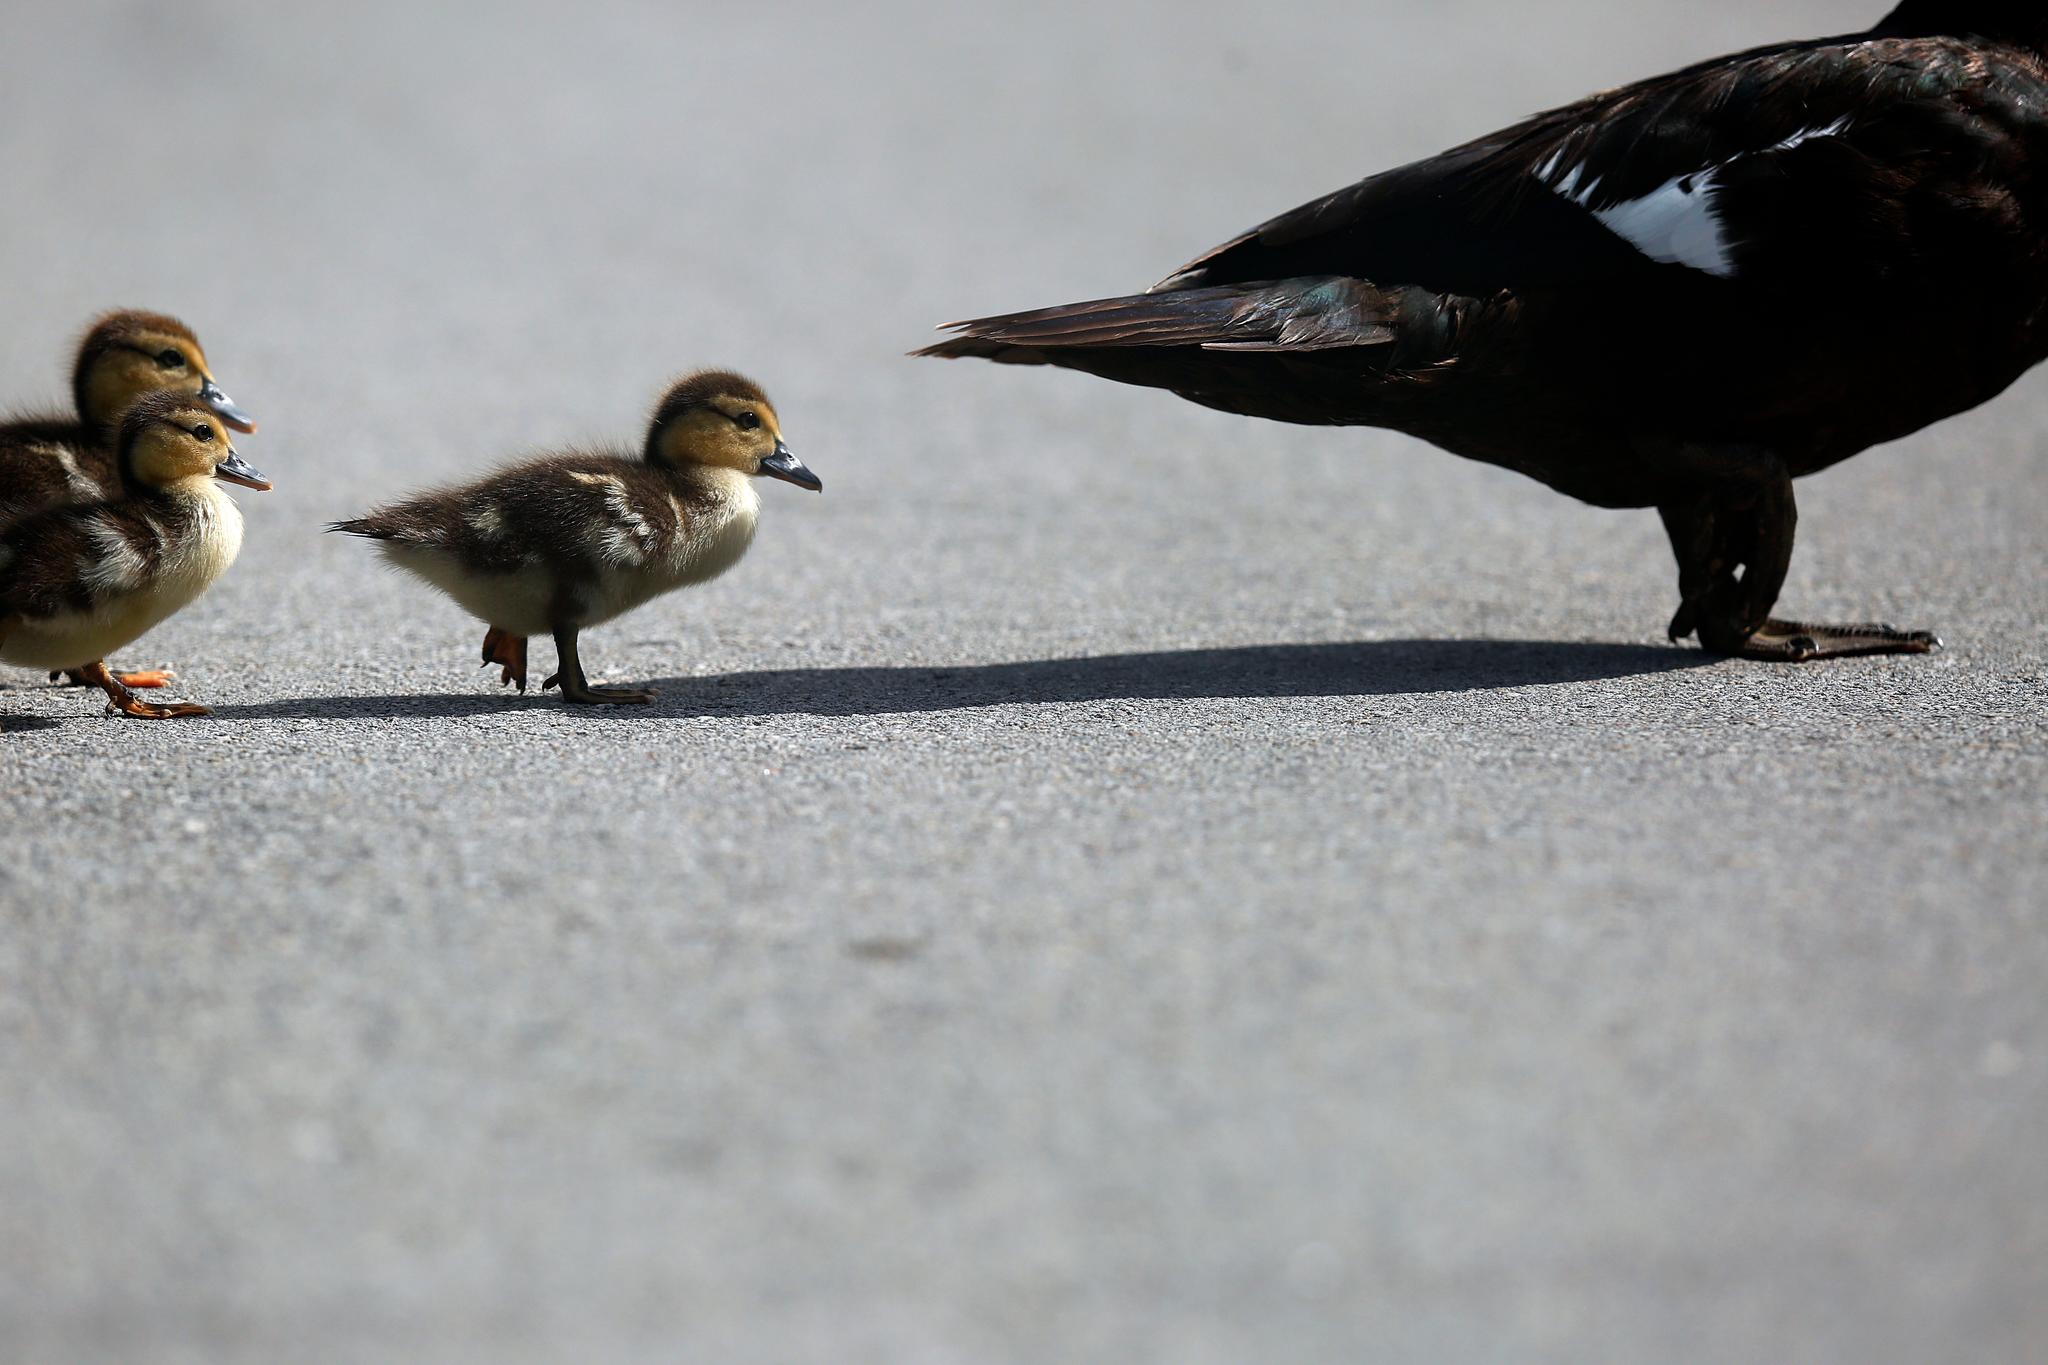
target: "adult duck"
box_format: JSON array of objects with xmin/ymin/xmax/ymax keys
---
[{"xmin": 922, "ymin": 2, "xmax": 2048, "ymax": 660}]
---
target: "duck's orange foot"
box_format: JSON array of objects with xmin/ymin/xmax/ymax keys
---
[
  {"xmin": 54, "ymin": 667, "xmax": 174, "ymax": 690},
  {"xmin": 76, "ymin": 661, "xmax": 210, "ymax": 719},
  {"xmin": 480, "ymin": 627, "xmax": 529, "ymax": 693},
  {"xmin": 103, "ymin": 697, "xmax": 212, "ymax": 719}
]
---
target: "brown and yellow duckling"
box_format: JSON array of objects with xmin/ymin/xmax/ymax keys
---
[
  {"xmin": 0, "ymin": 392, "xmax": 272, "ymax": 721},
  {"xmin": 332, "ymin": 371, "xmax": 820, "ymax": 705},
  {"xmin": 2, "ymin": 309, "xmax": 258, "ymax": 688},
  {"xmin": 2, "ymin": 308, "xmax": 257, "ymax": 519}
]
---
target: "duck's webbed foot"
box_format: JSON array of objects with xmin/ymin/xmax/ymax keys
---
[
  {"xmin": 1659, "ymin": 451, "xmax": 1940, "ymax": 664},
  {"xmin": 542, "ymin": 625, "xmax": 655, "ymax": 706},
  {"xmin": 479, "ymin": 627, "xmax": 529, "ymax": 692},
  {"xmin": 1727, "ymin": 618, "xmax": 1941, "ymax": 662},
  {"xmin": 54, "ymin": 666, "xmax": 174, "ymax": 689},
  {"xmin": 78, "ymin": 661, "xmax": 210, "ymax": 719}
]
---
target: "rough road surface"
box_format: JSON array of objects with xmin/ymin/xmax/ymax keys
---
[{"xmin": 3, "ymin": 2, "xmax": 2043, "ymax": 1360}]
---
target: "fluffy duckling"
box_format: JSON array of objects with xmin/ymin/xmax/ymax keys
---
[
  {"xmin": 2, "ymin": 309, "xmax": 257, "ymax": 520},
  {"xmin": 2, "ymin": 309, "xmax": 258, "ymax": 689},
  {"xmin": 332, "ymin": 371, "xmax": 820, "ymax": 705},
  {"xmin": 0, "ymin": 392, "xmax": 271, "ymax": 720}
]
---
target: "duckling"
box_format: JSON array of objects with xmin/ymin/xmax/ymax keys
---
[
  {"xmin": 2, "ymin": 309, "xmax": 258, "ymax": 688},
  {"xmin": 0, "ymin": 392, "xmax": 271, "ymax": 720},
  {"xmin": 2, "ymin": 309, "xmax": 257, "ymax": 519},
  {"xmin": 331, "ymin": 371, "xmax": 820, "ymax": 705}
]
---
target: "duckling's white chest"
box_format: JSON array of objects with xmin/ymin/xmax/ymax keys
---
[
  {"xmin": 671, "ymin": 470, "xmax": 761, "ymax": 585},
  {"xmin": 583, "ymin": 470, "xmax": 760, "ymax": 627},
  {"xmin": 149, "ymin": 483, "xmax": 247, "ymax": 599}
]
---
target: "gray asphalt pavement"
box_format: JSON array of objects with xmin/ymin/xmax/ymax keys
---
[{"xmin": 3, "ymin": 2, "xmax": 2045, "ymax": 1360}]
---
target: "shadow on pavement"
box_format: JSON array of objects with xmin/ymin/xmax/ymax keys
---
[{"xmin": 208, "ymin": 638, "xmax": 1708, "ymax": 722}]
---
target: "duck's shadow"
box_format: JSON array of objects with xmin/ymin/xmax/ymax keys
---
[{"xmin": 209, "ymin": 638, "xmax": 1708, "ymax": 723}]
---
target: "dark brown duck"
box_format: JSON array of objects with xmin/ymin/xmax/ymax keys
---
[{"xmin": 922, "ymin": 1, "xmax": 2048, "ymax": 661}]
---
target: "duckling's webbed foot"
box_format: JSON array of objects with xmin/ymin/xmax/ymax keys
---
[
  {"xmin": 1658, "ymin": 453, "xmax": 1939, "ymax": 664},
  {"xmin": 479, "ymin": 627, "xmax": 529, "ymax": 693},
  {"xmin": 542, "ymin": 626, "xmax": 655, "ymax": 706},
  {"xmin": 550, "ymin": 680, "xmax": 657, "ymax": 705},
  {"xmin": 54, "ymin": 666, "xmax": 173, "ymax": 689},
  {"xmin": 77, "ymin": 661, "xmax": 210, "ymax": 719}
]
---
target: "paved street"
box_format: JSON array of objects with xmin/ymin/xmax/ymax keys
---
[{"xmin": 2, "ymin": 1, "xmax": 2043, "ymax": 1360}]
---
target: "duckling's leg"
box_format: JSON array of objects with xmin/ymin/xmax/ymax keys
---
[
  {"xmin": 542, "ymin": 625, "xmax": 655, "ymax": 705},
  {"xmin": 1660, "ymin": 455, "xmax": 1940, "ymax": 662},
  {"xmin": 479, "ymin": 626, "xmax": 528, "ymax": 692},
  {"xmin": 54, "ymin": 666, "xmax": 174, "ymax": 689},
  {"xmin": 76, "ymin": 661, "xmax": 210, "ymax": 719}
]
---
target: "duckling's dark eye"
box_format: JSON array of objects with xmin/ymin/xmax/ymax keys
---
[
  {"xmin": 157, "ymin": 350, "xmax": 186, "ymax": 369},
  {"xmin": 734, "ymin": 411, "xmax": 761, "ymax": 431},
  {"xmin": 190, "ymin": 423, "xmax": 214, "ymax": 441}
]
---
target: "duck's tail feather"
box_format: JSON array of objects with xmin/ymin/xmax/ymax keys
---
[
  {"xmin": 326, "ymin": 517, "xmax": 392, "ymax": 539},
  {"xmin": 327, "ymin": 515, "xmax": 442, "ymax": 546},
  {"xmin": 915, "ymin": 275, "xmax": 1474, "ymax": 426},
  {"xmin": 915, "ymin": 276, "xmax": 1400, "ymax": 361}
]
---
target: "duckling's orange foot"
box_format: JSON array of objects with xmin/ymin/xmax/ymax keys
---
[
  {"xmin": 541, "ymin": 672, "xmax": 657, "ymax": 705},
  {"xmin": 103, "ymin": 696, "xmax": 212, "ymax": 719},
  {"xmin": 1727, "ymin": 618, "xmax": 1943, "ymax": 663},
  {"xmin": 76, "ymin": 662, "xmax": 209, "ymax": 719},
  {"xmin": 53, "ymin": 667, "xmax": 174, "ymax": 689},
  {"xmin": 479, "ymin": 627, "xmax": 529, "ymax": 693}
]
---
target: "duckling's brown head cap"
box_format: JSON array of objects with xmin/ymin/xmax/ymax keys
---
[
  {"xmin": 114, "ymin": 387, "xmax": 211, "ymax": 449},
  {"xmin": 646, "ymin": 370, "xmax": 773, "ymax": 449},
  {"xmin": 75, "ymin": 309, "xmax": 199, "ymax": 379},
  {"xmin": 72, "ymin": 310, "xmax": 203, "ymax": 430}
]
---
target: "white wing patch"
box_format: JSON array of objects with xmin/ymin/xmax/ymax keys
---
[
  {"xmin": 83, "ymin": 517, "xmax": 148, "ymax": 594},
  {"xmin": 568, "ymin": 470, "xmax": 659, "ymax": 567},
  {"xmin": 1539, "ymin": 118, "xmax": 1851, "ymax": 277},
  {"xmin": 21, "ymin": 441, "xmax": 109, "ymax": 502}
]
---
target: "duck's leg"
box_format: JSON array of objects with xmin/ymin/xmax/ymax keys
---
[
  {"xmin": 54, "ymin": 666, "xmax": 174, "ymax": 689},
  {"xmin": 479, "ymin": 626, "xmax": 528, "ymax": 692},
  {"xmin": 77, "ymin": 661, "xmax": 210, "ymax": 718},
  {"xmin": 1660, "ymin": 452, "xmax": 1940, "ymax": 661},
  {"xmin": 542, "ymin": 625, "xmax": 655, "ymax": 705},
  {"xmin": 1658, "ymin": 492, "xmax": 1718, "ymax": 647}
]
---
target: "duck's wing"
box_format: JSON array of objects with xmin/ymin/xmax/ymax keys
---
[
  {"xmin": 0, "ymin": 502, "xmax": 163, "ymax": 621},
  {"xmin": 332, "ymin": 454, "xmax": 685, "ymax": 573},
  {"xmin": 1160, "ymin": 33, "xmax": 2031, "ymax": 298},
  {"xmin": 507, "ymin": 459, "xmax": 685, "ymax": 571},
  {"xmin": 0, "ymin": 421, "xmax": 115, "ymax": 528}
]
